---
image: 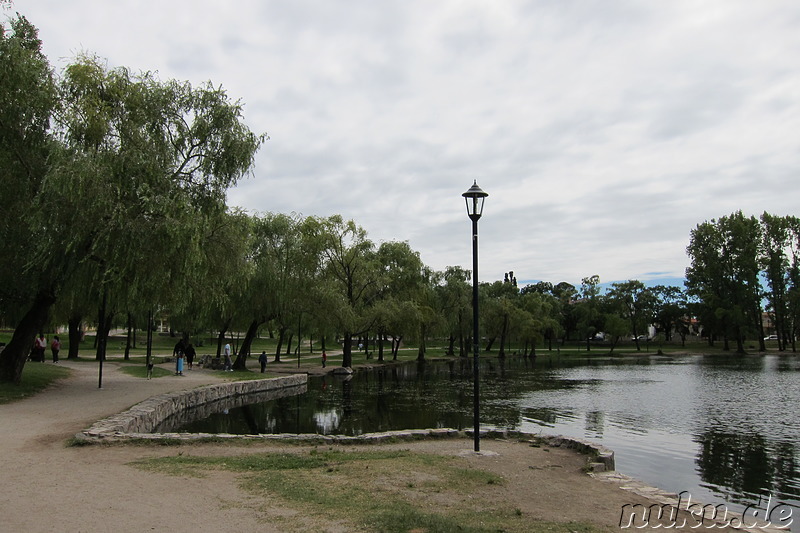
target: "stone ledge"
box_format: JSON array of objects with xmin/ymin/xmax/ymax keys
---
[
  {"xmin": 596, "ymin": 471, "xmax": 789, "ymax": 532},
  {"xmin": 471, "ymin": 429, "xmax": 615, "ymax": 472},
  {"xmin": 75, "ymin": 374, "xmax": 308, "ymax": 442}
]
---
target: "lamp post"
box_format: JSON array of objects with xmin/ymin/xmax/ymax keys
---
[{"xmin": 462, "ymin": 180, "xmax": 487, "ymax": 452}]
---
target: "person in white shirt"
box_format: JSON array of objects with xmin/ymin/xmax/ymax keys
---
[
  {"xmin": 33, "ymin": 334, "xmax": 47, "ymax": 362},
  {"xmin": 223, "ymin": 343, "xmax": 233, "ymax": 371}
]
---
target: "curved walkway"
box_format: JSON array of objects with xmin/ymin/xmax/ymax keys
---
[{"xmin": 0, "ymin": 360, "xmax": 279, "ymax": 532}]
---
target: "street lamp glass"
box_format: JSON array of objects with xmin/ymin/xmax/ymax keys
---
[{"xmin": 462, "ymin": 181, "xmax": 488, "ymax": 219}]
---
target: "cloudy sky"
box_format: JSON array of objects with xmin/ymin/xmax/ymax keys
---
[{"xmin": 10, "ymin": 1, "xmax": 800, "ymax": 288}]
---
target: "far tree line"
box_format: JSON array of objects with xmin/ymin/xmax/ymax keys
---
[{"xmin": 1, "ymin": 16, "xmax": 796, "ymax": 384}]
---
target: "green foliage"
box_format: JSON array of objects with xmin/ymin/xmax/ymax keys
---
[
  {"xmin": 5, "ymin": 14, "xmax": 799, "ymax": 387},
  {"xmin": 0, "ymin": 15, "xmax": 58, "ymax": 323},
  {"xmin": 686, "ymin": 212, "xmax": 766, "ymax": 352},
  {"xmin": 606, "ymin": 280, "xmax": 656, "ymax": 350},
  {"xmin": 0, "ymin": 17, "xmax": 264, "ymax": 383}
]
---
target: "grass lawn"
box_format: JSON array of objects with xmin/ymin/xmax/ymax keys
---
[
  {"xmin": 133, "ymin": 448, "xmax": 604, "ymax": 533},
  {"xmin": 0, "ymin": 362, "xmax": 71, "ymax": 405}
]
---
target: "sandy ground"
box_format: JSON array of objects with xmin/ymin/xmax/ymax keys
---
[{"xmin": 0, "ymin": 359, "xmax": 741, "ymax": 533}]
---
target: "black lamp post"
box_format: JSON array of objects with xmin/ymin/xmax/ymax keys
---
[{"xmin": 462, "ymin": 180, "xmax": 487, "ymax": 452}]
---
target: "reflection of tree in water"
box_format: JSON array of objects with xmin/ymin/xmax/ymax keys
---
[
  {"xmin": 695, "ymin": 430, "xmax": 799, "ymax": 504},
  {"xmin": 773, "ymin": 441, "xmax": 799, "ymax": 496},
  {"xmin": 174, "ymin": 356, "xmax": 654, "ymax": 438}
]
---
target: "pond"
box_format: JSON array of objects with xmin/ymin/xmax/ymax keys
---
[{"xmin": 162, "ymin": 353, "xmax": 800, "ymax": 515}]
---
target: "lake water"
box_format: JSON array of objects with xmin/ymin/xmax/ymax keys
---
[{"xmin": 165, "ymin": 353, "xmax": 800, "ymax": 514}]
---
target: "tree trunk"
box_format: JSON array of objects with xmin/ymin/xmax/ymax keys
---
[
  {"xmin": 216, "ymin": 321, "xmax": 230, "ymax": 359},
  {"xmin": 234, "ymin": 320, "xmax": 261, "ymax": 370},
  {"xmin": 285, "ymin": 332, "xmax": 293, "ymax": 356},
  {"xmin": 609, "ymin": 336, "xmax": 618, "ymax": 353},
  {"xmin": 397, "ymin": 336, "xmax": 403, "ymax": 359},
  {"xmin": 735, "ymin": 325, "xmax": 746, "ymax": 354},
  {"xmin": 0, "ymin": 290, "xmax": 57, "ymax": 384},
  {"xmin": 68, "ymin": 314, "xmax": 82, "ymax": 359},
  {"xmin": 485, "ymin": 336, "xmax": 496, "ymax": 352},
  {"xmin": 757, "ymin": 308, "xmax": 767, "ymax": 352},
  {"xmin": 274, "ymin": 327, "xmax": 286, "ymax": 362},
  {"xmin": 417, "ymin": 324, "xmax": 426, "ymax": 362},
  {"xmin": 95, "ymin": 290, "xmax": 112, "ymax": 361},
  {"xmin": 342, "ymin": 332, "xmax": 353, "ymax": 367},
  {"xmin": 95, "ymin": 315, "xmax": 112, "ymax": 362},
  {"xmin": 377, "ymin": 329, "xmax": 385, "ymax": 362}
]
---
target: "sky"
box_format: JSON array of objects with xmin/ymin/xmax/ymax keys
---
[{"xmin": 9, "ymin": 1, "xmax": 800, "ymax": 288}]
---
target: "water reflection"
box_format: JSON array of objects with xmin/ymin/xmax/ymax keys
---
[
  {"xmin": 165, "ymin": 354, "xmax": 800, "ymax": 512},
  {"xmin": 696, "ymin": 430, "xmax": 800, "ymax": 506}
]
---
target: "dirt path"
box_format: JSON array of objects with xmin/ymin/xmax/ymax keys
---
[{"xmin": 0, "ymin": 360, "xmax": 739, "ymax": 532}]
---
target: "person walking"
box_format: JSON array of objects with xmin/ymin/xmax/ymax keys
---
[
  {"xmin": 175, "ymin": 351, "xmax": 184, "ymax": 375},
  {"xmin": 223, "ymin": 343, "xmax": 233, "ymax": 371},
  {"xmin": 50, "ymin": 335, "xmax": 61, "ymax": 363},
  {"xmin": 173, "ymin": 339, "xmax": 185, "ymax": 375},
  {"xmin": 322, "ymin": 350, "xmax": 327, "ymax": 368},
  {"xmin": 258, "ymin": 351, "xmax": 268, "ymax": 373},
  {"xmin": 33, "ymin": 334, "xmax": 47, "ymax": 362},
  {"xmin": 184, "ymin": 342, "xmax": 196, "ymax": 370}
]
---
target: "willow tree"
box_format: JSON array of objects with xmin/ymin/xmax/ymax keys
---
[
  {"xmin": 0, "ymin": 16, "xmax": 59, "ymax": 383},
  {"xmin": 575, "ymin": 275, "xmax": 603, "ymax": 351},
  {"xmin": 231, "ymin": 213, "xmax": 323, "ymax": 368},
  {"xmin": 0, "ymin": 35, "xmax": 264, "ymax": 383},
  {"xmin": 168, "ymin": 207, "xmax": 254, "ymax": 360},
  {"xmin": 480, "ymin": 280, "xmax": 520, "ymax": 357},
  {"xmin": 315, "ymin": 216, "xmax": 381, "ymax": 368},
  {"xmin": 434, "ymin": 266, "xmax": 471, "ymax": 357},
  {"xmin": 374, "ymin": 241, "xmax": 425, "ymax": 360},
  {"xmin": 517, "ymin": 290, "xmax": 560, "ymax": 354}
]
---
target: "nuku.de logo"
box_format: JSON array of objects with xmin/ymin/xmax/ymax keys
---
[{"xmin": 619, "ymin": 492, "xmax": 794, "ymax": 529}]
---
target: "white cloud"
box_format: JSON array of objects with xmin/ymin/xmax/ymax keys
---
[{"xmin": 11, "ymin": 0, "xmax": 800, "ymax": 287}]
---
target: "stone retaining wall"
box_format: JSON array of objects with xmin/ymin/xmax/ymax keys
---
[
  {"xmin": 533, "ymin": 433, "xmax": 616, "ymax": 472},
  {"xmin": 76, "ymin": 374, "xmax": 307, "ymax": 442}
]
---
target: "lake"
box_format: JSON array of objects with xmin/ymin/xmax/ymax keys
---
[{"xmin": 164, "ymin": 353, "xmax": 800, "ymax": 514}]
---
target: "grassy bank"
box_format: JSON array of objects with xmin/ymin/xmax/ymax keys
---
[
  {"xmin": 0, "ymin": 362, "xmax": 71, "ymax": 405},
  {"xmin": 133, "ymin": 447, "xmax": 603, "ymax": 533}
]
